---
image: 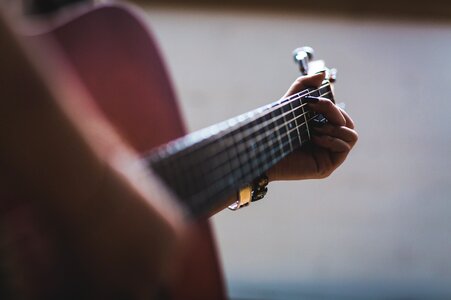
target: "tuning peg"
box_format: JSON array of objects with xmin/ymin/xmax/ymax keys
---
[
  {"xmin": 293, "ymin": 46, "xmax": 315, "ymax": 75},
  {"xmin": 293, "ymin": 46, "xmax": 314, "ymax": 61}
]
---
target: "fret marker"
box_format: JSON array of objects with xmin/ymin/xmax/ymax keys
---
[{"xmin": 300, "ymin": 103, "xmax": 311, "ymax": 141}]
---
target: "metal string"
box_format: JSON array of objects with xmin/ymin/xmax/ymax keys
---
[
  {"xmin": 186, "ymin": 113, "xmax": 322, "ymax": 208},
  {"xmin": 185, "ymin": 91, "xmax": 331, "ymax": 208},
  {"xmin": 147, "ymin": 83, "xmax": 333, "ymax": 213},
  {"xmin": 185, "ymin": 89, "xmax": 332, "ymax": 180},
  {"xmin": 160, "ymin": 83, "xmax": 330, "ymax": 173},
  {"xmin": 151, "ymin": 82, "xmax": 329, "ymax": 164}
]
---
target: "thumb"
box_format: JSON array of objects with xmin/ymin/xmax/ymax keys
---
[{"xmin": 283, "ymin": 72, "xmax": 326, "ymax": 98}]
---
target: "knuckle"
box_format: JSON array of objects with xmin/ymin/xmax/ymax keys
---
[
  {"xmin": 353, "ymin": 131, "xmax": 359, "ymax": 142},
  {"xmin": 320, "ymin": 168, "xmax": 333, "ymax": 178},
  {"xmin": 318, "ymin": 160, "xmax": 334, "ymax": 178},
  {"xmin": 343, "ymin": 143, "xmax": 352, "ymax": 152},
  {"xmin": 324, "ymin": 99, "xmax": 334, "ymax": 107},
  {"xmin": 320, "ymin": 99, "xmax": 336, "ymax": 113},
  {"xmin": 331, "ymin": 125, "xmax": 340, "ymax": 136}
]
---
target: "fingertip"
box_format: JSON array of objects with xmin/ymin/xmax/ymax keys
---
[
  {"xmin": 306, "ymin": 72, "xmax": 326, "ymax": 87},
  {"xmin": 338, "ymin": 114, "xmax": 347, "ymax": 127},
  {"xmin": 283, "ymin": 72, "xmax": 326, "ymax": 98},
  {"xmin": 309, "ymin": 99, "xmax": 347, "ymax": 126},
  {"xmin": 296, "ymin": 72, "xmax": 325, "ymax": 87},
  {"xmin": 311, "ymin": 71, "xmax": 326, "ymax": 80}
]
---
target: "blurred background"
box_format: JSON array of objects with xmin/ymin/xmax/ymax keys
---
[{"xmin": 141, "ymin": 1, "xmax": 451, "ymax": 299}]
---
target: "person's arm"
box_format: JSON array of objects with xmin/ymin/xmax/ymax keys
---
[{"xmin": 0, "ymin": 14, "xmax": 184, "ymax": 298}]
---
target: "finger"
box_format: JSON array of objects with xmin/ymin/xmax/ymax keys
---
[
  {"xmin": 312, "ymin": 134, "xmax": 351, "ymax": 153},
  {"xmin": 338, "ymin": 107, "xmax": 355, "ymax": 129},
  {"xmin": 311, "ymin": 137, "xmax": 349, "ymax": 168},
  {"xmin": 311, "ymin": 147, "xmax": 334, "ymax": 178},
  {"xmin": 283, "ymin": 72, "xmax": 325, "ymax": 98},
  {"xmin": 313, "ymin": 125, "xmax": 358, "ymax": 146},
  {"xmin": 307, "ymin": 98, "xmax": 346, "ymax": 126}
]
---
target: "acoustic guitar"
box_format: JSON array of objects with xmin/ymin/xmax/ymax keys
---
[{"xmin": 2, "ymin": 3, "xmax": 336, "ymax": 299}]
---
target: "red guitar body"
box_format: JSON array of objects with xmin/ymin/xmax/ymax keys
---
[{"xmin": 33, "ymin": 4, "xmax": 225, "ymax": 299}]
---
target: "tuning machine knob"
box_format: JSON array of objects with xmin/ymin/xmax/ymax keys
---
[
  {"xmin": 293, "ymin": 46, "xmax": 314, "ymax": 75},
  {"xmin": 293, "ymin": 46, "xmax": 337, "ymax": 83}
]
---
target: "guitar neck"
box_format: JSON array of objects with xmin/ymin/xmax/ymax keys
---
[{"xmin": 144, "ymin": 82, "xmax": 334, "ymax": 218}]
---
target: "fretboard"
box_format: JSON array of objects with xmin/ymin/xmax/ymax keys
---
[{"xmin": 145, "ymin": 82, "xmax": 333, "ymax": 218}]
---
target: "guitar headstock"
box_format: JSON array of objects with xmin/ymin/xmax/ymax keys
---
[{"xmin": 293, "ymin": 46, "xmax": 337, "ymax": 83}]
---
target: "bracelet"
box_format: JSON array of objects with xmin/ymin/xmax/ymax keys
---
[{"xmin": 228, "ymin": 174, "xmax": 269, "ymax": 211}]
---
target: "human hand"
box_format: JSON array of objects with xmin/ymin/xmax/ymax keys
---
[{"xmin": 267, "ymin": 72, "xmax": 358, "ymax": 181}]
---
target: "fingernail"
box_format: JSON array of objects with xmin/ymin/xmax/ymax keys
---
[{"xmin": 303, "ymin": 96, "xmax": 320, "ymax": 103}]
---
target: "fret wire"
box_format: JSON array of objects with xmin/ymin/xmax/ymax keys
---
[
  {"xmin": 250, "ymin": 114, "xmax": 310, "ymax": 174},
  {"xmin": 281, "ymin": 105, "xmax": 294, "ymax": 153},
  {"xmin": 201, "ymin": 105, "xmax": 314, "ymax": 183},
  {"xmin": 146, "ymin": 86, "xmax": 334, "ymax": 214},
  {"xmin": 190, "ymin": 104, "xmax": 317, "ymax": 199},
  {"xmin": 155, "ymin": 113, "xmax": 302, "ymax": 206},
  {"xmin": 301, "ymin": 103, "xmax": 311, "ymax": 141},
  {"xmin": 271, "ymin": 108, "xmax": 285, "ymax": 159},
  {"xmin": 190, "ymin": 89, "xmax": 332, "ymax": 180},
  {"xmin": 152, "ymin": 83, "xmax": 330, "ymax": 163},
  {"xmin": 191, "ymin": 86, "xmax": 332, "ymax": 207},
  {"xmin": 262, "ymin": 113, "xmax": 275, "ymax": 165},
  {"xmin": 193, "ymin": 87, "xmax": 328, "ymax": 169},
  {"xmin": 152, "ymin": 88, "xmax": 332, "ymax": 199},
  {"xmin": 254, "ymin": 116, "xmax": 312, "ymax": 167},
  {"xmin": 192, "ymin": 87, "xmax": 332, "ymax": 196},
  {"xmin": 228, "ymin": 88, "xmax": 331, "ymax": 163},
  {"xmin": 155, "ymin": 103, "xmax": 312, "ymax": 204},
  {"xmin": 166, "ymin": 88, "xmax": 331, "ymax": 183},
  {"xmin": 236, "ymin": 111, "xmax": 319, "ymax": 180},
  {"xmin": 188, "ymin": 112, "xmax": 321, "ymax": 214},
  {"xmin": 196, "ymin": 133, "xmax": 235, "ymax": 177},
  {"xmin": 168, "ymin": 97, "xmax": 306, "ymax": 176},
  {"xmin": 190, "ymin": 93, "xmax": 309, "ymax": 173},
  {"xmin": 151, "ymin": 86, "xmax": 331, "ymax": 193},
  {"xmin": 179, "ymin": 105, "xmax": 326, "ymax": 214},
  {"xmin": 289, "ymin": 98, "xmax": 302, "ymax": 147}
]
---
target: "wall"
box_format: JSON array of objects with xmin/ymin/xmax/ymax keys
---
[{"xmin": 145, "ymin": 5, "xmax": 451, "ymax": 299}]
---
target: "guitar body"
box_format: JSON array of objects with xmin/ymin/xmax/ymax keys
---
[{"xmin": 32, "ymin": 4, "xmax": 225, "ymax": 299}]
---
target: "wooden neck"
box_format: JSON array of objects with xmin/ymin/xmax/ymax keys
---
[{"xmin": 145, "ymin": 82, "xmax": 333, "ymax": 218}]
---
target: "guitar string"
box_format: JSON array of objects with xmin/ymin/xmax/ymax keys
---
[
  {"xmin": 187, "ymin": 113, "xmax": 323, "ymax": 208},
  {"xmin": 191, "ymin": 92, "xmax": 327, "ymax": 186},
  {"xmin": 157, "ymin": 88, "xmax": 332, "ymax": 207},
  {"xmin": 167, "ymin": 103, "xmax": 310, "ymax": 196},
  {"xmin": 150, "ymin": 82, "xmax": 329, "ymax": 165},
  {"xmin": 183, "ymin": 90, "xmax": 331, "ymax": 206},
  {"xmin": 149, "ymin": 86, "xmax": 333, "ymax": 210},
  {"xmin": 182, "ymin": 90, "xmax": 331, "ymax": 180},
  {"xmin": 181, "ymin": 107, "xmax": 309, "ymax": 171},
  {"xmin": 160, "ymin": 84, "xmax": 330, "ymax": 174},
  {"xmin": 182, "ymin": 110, "xmax": 310, "ymax": 194}
]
